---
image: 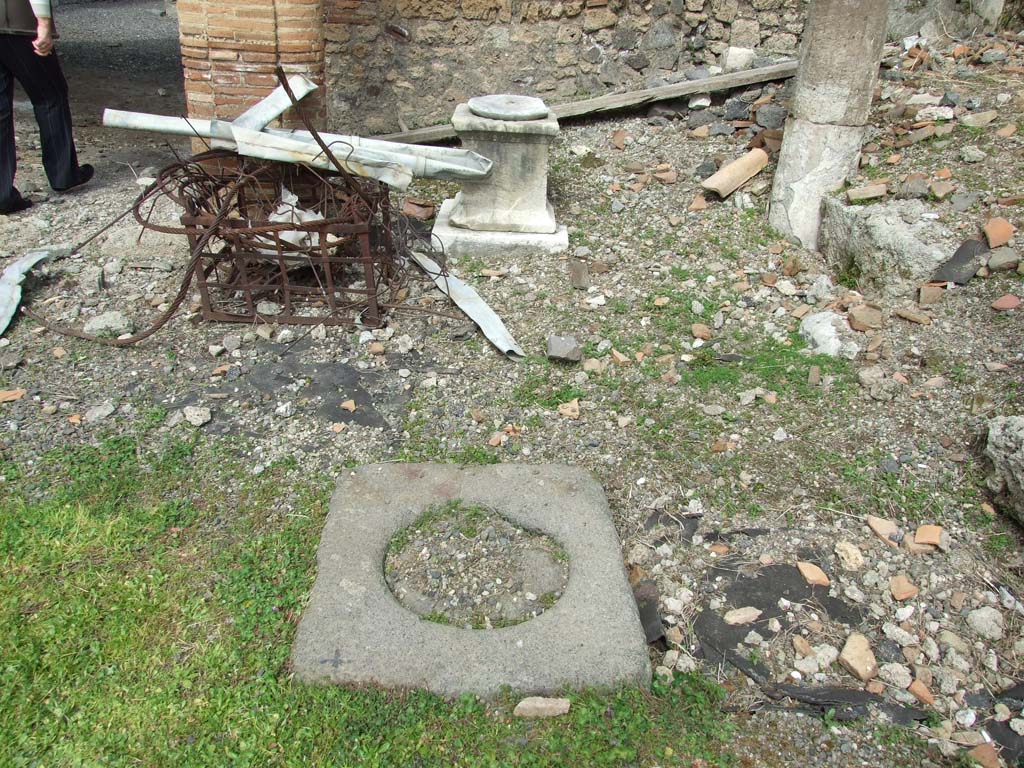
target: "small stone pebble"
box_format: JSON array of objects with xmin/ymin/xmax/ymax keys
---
[{"xmin": 183, "ymin": 406, "xmax": 211, "ymax": 427}]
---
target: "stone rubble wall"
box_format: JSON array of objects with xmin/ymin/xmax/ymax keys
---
[
  {"xmin": 321, "ymin": 0, "xmax": 1002, "ymax": 135},
  {"xmin": 887, "ymin": 0, "xmax": 1003, "ymax": 39},
  {"xmin": 173, "ymin": 0, "xmax": 1004, "ymax": 137},
  {"xmin": 324, "ymin": 0, "xmax": 809, "ymax": 135},
  {"xmin": 998, "ymin": 0, "xmax": 1022, "ymax": 28}
]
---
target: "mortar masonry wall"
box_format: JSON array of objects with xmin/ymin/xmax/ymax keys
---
[
  {"xmin": 323, "ymin": 0, "xmax": 809, "ymax": 135},
  {"xmin": 177, "ymin": 0, "xmax": 997, "ymax": 136}
]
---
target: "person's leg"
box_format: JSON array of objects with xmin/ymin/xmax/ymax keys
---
[
  {"xmin": 0, "ymin": 35, "xmax": 84, "ymax": 191},
  {"xmin": 0, "ymin": 39, "xmax": 28, "ymax": 212}
]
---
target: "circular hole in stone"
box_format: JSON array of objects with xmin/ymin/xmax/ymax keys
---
[{"xmin": 384, "ymin": 500, "xmax": 569, "ymax": 629}]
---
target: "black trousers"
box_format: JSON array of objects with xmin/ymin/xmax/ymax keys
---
[{"xmin": 0, "ymin": 34, "xmax": 81, "ymax": 209}]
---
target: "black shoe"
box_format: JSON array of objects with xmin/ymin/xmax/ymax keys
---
[
  {"xmin": 54, "ymin": 163, "xmax": 94, "ymax": 192},
  {"xmin": 0, "ymin": 198, "xmax": 33, "ymax": 215}
]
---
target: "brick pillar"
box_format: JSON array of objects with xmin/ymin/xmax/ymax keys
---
[{"xmin": 178, "ymin": 0, "xmax": 326, "ymax": 130}]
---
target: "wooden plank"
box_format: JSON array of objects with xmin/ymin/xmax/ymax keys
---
[
  {"xmin": 379, "ymin": 123, "xmax": 460, "ymax": 145},
  {"xmin": 377, "ymin": 60, "xmax": 798, "ymax": 145},
  {"xmin": 553, "ymin": 60, "xmax": 797, "ymax": 119}
]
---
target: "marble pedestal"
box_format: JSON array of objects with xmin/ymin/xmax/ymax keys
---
[
  {"xmin": 432, "ymin": 95, "xmax": 568, "ymax": 258},
  {"xmin": 448, "ymin": 100, "xmax": 558, "ymax": 234}
]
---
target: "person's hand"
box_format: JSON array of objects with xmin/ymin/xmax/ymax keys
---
[{"xmin": 33, "ymin": 17, "xmax": 54, "ymax": 56}]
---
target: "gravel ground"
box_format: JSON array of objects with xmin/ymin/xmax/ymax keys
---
[
  {"xmin": 2, "ymin": 10, "xmax": 1023, "ymax": 767},
  {"xmin": 56, "ymin": 0, "xmax": 184, "ymax": 118},
  {"xmin": 384, "ymin": 502, "xmax": 569, "ymax": 628}
]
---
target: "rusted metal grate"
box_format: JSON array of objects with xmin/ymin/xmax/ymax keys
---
[{"xmin": 175, "ymin": 151, "xmax": 400, "ymax": 328}]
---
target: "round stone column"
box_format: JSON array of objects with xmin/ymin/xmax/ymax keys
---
[
  {"xmin": 178, "ymin": 0, "xmax": 326, "ymax": 131},
  {"xmin": 768, "ymin": 0, "xmax": 889, "ymax": 250}
]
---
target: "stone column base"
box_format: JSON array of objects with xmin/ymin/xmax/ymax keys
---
[
  {"xmin": 768, "ymin": 117, "xmax": 866, "ymax": 251},
  {"xmin": 291, "ymin": 463, "xmax": 650, "ymax": 698},
  {"xmin": 431, "ymin": 198, "xmax": 568, "ymax": 259},
  {"xmin": 449, "ymin": 192, "xmax": 559, "ymax": 235}
]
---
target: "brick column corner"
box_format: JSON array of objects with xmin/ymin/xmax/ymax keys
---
[{"xmin": 177, "ymin": 0, "xmax": 327, "ymax": 133}]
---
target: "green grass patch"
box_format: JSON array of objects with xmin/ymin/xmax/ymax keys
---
[
  {"xmin": 398, "ymin": 437, "xmax": 500, "ymax": 466},
  {"xmin": 677, "ymin": 348, "xmax": 744, "ymax": 391},
  {"xmin": 836, "ymin": 260, "xmax": 862, "ymax": 290},
  {"xmin": 868, "ymin": 723, "xmax": 955, "ymax": 767},
  {"xmin": 741, "ymin": 336, "xmax": 853, "ymax": 398},
  {"xmin": 826, "ymin": 452, "xmax": 982, "ymax": 526},
  {"xmin": 677, "ymin": 335, "xmax": 853, "ymax": 398},
  {"xmin": 453, "ymin": 254, "xmax": 486, "ymax": 276},
  {"xmin": 421, "ymin": 610, "xmax": 452, "ymax": 625},
  {"xmin": 387, "ymin": 499, "xmax": 490, "ymax": 554},
  {"xmin": 398, "ymin": 399, "xmax": 499, "ymax": 465},
  {"xmin": 512, "ymin": 371, "xmax": 586, "ymax": 409},
  {"xmin": 0, "ymin": 438, "xmax": 735, "ymax": 766}
]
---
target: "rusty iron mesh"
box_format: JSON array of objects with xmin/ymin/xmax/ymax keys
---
[
  {"xmin": 134, "ymin": 150, "xmax": 416, "ymax": 328},
  {"xmin": 21, "ymin": 67, "xmax": 456, "ymax": 345},
  {"xmin": 23, "ymin": 150, "xmax": 452, "ymax": 346}
]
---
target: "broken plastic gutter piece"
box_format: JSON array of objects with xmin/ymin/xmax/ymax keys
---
[
  {"xmin": 409, "ymin": 251, "xmax": 525, "ymax": 359},
  {"xmin": 101, "ymin": 116, "xmax": 493, "ymax": 188},
  {"xmin": 231, "ymin": 74, "xmax": 319, "ymax": 131},
  {"xmin": 0, "ymin": 250, "xmax": 56, "ymax": 337},
  {"xmin": 104, "ymin": 109, "xmax": 493, "ymax": 182},
  {"xmin": 229, "ymin": 126, "xmax": 414, "ymax": 189}
]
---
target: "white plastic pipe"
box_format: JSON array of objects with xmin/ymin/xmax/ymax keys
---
[
  {"xmin": 230, "ymin": 126, "xmax": 413, "ymax": 189},
  {"xmin": 233, "ymin": 74, "xmax": 318, "ymax": 130},
  {"xmin": 102, "ymin": 110, "xmax": 493, "ymax": 182}
]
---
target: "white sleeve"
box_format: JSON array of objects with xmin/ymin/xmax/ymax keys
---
[{"xmin": 30, "ymin": 0, "xmax": 53, "ymax": 18}]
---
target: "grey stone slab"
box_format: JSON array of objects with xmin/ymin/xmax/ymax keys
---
[
  {"xmin": 724, "ymin": 98, "xmax": 751, "ymax": 120},
  {"xmin": 292, "ymin": 463, "xmax": 649, "ymax": 698},
  {"xmin": 467, "ymin": 94, "xmax": 550, "ymax": 122},
  {"xmin": 451, "ymin": 103, "xmax": 559, "ymax": 137},
  {"xmin": 569, "ymin": 259, "xmax": 591, "ymax": 290},
  {"xmin": 755, "ymin": 103, "xmax": 787, "ymax": 130},
  {"xmin": 951, "ymin": 192, "xmax": 982, "ymax": 213},
  {"xmin": 818, "ymin": 197, "xmax": 949, "ymax": 298},
  {"xmin": 932, "ymin": 239, "xmax": 988, "ymax": 284},
  {"xmin": 546, "ymin": 334, "xmax": 583, "ymax": 363},
  {"xmin": 987, "ymin": 246, "xmax": 1019, "ymax": 272},
  {"xmin": 687, "ymin": 108, "xmax": 717, "ymax": 129}
]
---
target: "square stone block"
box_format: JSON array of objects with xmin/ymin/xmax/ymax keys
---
[
  {"xmin": 450, "ymin": 103, "xmax": 559, "ymax": 234},
  {"xmin": 292, "ymin": 463, "xmax": 649, "ymax": 698}
]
